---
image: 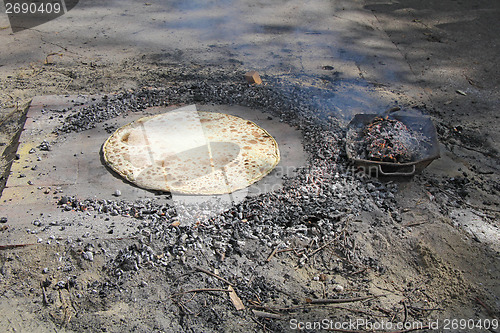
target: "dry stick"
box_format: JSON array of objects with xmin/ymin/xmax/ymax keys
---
[
  {"xmin": 63, "ymin": 78, "xmax": 73, "ymax": 90},
  {"xmin": 0, "ymin": 243, "xmax": 36, "ymax": 250},
  {"xmin": 306, "ymin": 295, "xmax": 385, "ymax": 305},
  {"xmin": 307, "ymin": 240, "xmax": 334, "ymax": 258},
  {"xmin": 402, "ymin": 301, "xmax": 408, "ymax": 327},
  {"xmin": 252, "ymin": 310, "xmax": 282, "ymax": 320},
  {"xmin": 403, "ymin": 221, "xmax": 427, "ymax": 228},
  {"xmin": 178, "ymin": 301, "xmax": 194, "ymax": 315},
  {"xmin": 266, "ymin": 246, "xmax": 280, "ymax": 262},
  {"xmin": 277, "ymin": 248, "xmax": 295, "ymax": 254},
  {"xmin": 350, "ymin": 267, "xmax": 368, "ymax": 275},
  {"xmin": 40, "ymin": 282, "xmax": 49, "ymax": 306},
  {"xmin": 255, "ymin": 295, "xmax": 387, "ymax": 313},
  {"xmin": 306, "ymin": 226, "xmax": 347, "ymax": 260},
  {"xmin": 376, "ymin": 306, "xmax": 394, "ymax": 315},
  {"xmin": 250, "ymin": 316, "xmax": 272, "ymax": 333},
  {"xmin": 475, "ymin": 296, "xmax": 496, "ymax": 317},
  {"xmin": 173, "ymin": 288, "xmax": 232, "ymax": 296},
  {"xmin": 194, "ymin": 266, "xmax": 234, "ymax": 286}
]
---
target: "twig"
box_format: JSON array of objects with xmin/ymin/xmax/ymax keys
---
[
  {"xmin": 277, "ymin": 248, "xmax": 295, "ymax": 254},
  {"xmin": 250, "ymin": 316, "xmax": 272, "ymax": 333},
  {"xmin": 402, "ymin": 300, "xmax": 408, "ymax": 326},
  {"xmin": 266, "ymin": 246, "xmax": 279, "ymax": 262},
  {"xmin": 307, "ymin": 240, "xmax": 334, "ymax": 258},
  {"xmin": 376, "ymin": 306, "xmax": 394, "ymax": 315},
  {"xmin": 306, "ymin": 295, "xmax": 385, "ymax": 305},
  {"xmin": 63, "ymin": 78, "xmax": 73, "ymax": 90},
  {"xmin": 350, "ymin": 267, "xmax": 368, "ymax": 275},
  {"xmin": 40, "ymin": 282, "xmax": 49, "ymax": 306},
  {"xmin": 403, "ymin": 222, "xmax": 426, "ymax": 228},
  {"xmin": 475, "ymin": 297, "xmax": 496, "ymax": 317},
  {"xmin": 252, "ymin": 310, "xmax": 282, "ymax": 320},
  {"xmin": 0, "ymin": 243, "xmax": 35, "ymax": 250},
  {"xmin": 172, "ymin": 288, "xmax": 232, "ymax": 296},
  {"xmin": 177, "ymin": 301, "xmax": 194, "ymax": 315},
  {"xmin": 194, "ymin": 266, "xmax": 234, "ymax": 286}
]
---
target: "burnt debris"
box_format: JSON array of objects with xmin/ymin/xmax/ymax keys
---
[{"xmin": 362, "ymin": 117, "xmax": 413, "ymax": 163}]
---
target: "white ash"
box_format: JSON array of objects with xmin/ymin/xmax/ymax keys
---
[{"xmin": 53, "ymin": 70, "xmax": 402, "ymax": 280}]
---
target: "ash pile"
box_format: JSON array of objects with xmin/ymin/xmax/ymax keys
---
[
  {"xmin": 349, "ymin": 116, "xmax": 426, "ymax": 163},
  {"xmin": 55, "ymin": 70, "xmax": 400, "ymax": 252},
  {"xmin": 52, "ymin": 70, "xmax": 403, "ymax": 327}
]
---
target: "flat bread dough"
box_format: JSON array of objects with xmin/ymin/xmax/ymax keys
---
[{"xmin": 102, "ymin": 109, "xmax": 280, "ymax": 194}]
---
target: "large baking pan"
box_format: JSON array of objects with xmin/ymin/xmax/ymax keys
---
[{"xmin": 346, "ymin": 113, "xmax": 440, "ymax": 176}]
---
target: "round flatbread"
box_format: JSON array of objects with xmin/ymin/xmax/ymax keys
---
[{"xmin": 102, "ymin": 109, "xmax": 280, "ymax": 194}]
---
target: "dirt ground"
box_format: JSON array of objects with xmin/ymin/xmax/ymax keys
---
[{"xmin": 0, "ymin": 1, "xmax": 499, "ymax": 332}]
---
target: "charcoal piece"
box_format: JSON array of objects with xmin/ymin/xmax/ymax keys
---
[{"xmin": 361, "ymin": 117, "xmax": 414, "ymax": 163}]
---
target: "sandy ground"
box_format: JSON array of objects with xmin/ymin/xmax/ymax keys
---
[{"xmin": 0, "ymin": 0, "xmax": 499, "ymax": 332}]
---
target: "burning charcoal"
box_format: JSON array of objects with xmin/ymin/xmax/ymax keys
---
[{"xmin": 361, "ymin": 117, "xmax": 414, "ymax": 163}]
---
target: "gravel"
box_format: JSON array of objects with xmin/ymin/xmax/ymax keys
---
[{"xmin": 52, "ymin": 70, "xmax": 402, "ymax": 279}]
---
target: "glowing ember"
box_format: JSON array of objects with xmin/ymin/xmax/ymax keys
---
[{"xmin": 361, "ymin": 117, "xmax": 415, "ymax": 163}]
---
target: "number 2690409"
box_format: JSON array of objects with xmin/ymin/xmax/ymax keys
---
[{"xmin": 5, "ymin": 2, "xmax": 62, "ymax": 15}]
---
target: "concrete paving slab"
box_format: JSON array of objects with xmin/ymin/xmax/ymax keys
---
[{"xmin": 0, "ymin": 95, "xmax": 306, "ymax": 246}]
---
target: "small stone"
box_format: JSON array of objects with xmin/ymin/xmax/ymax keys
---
[
  {"xmin": 333, "ymin": 284, "xmax": 344, "ymax": 292},
  {"xmin": 56, "ymin": 281, "xmax": 66, "ymax": 289},
  {"xmin": 38, "ymin": 140, "xmax": 51, "ymax": 151},
  {"xmin": 42, "ymin": 267, "xmax": 49, "ymax": 274},
  {"xmin": 0, "ymin": 217, "xmax": 7, "ymax": 224},
  {"xmin": 83, "ymin": 251, "xmax": 94, "ymax": 261},
  {"xmin": 113, "ymin": 190, "xmax": 122, "ymax": 197}
]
